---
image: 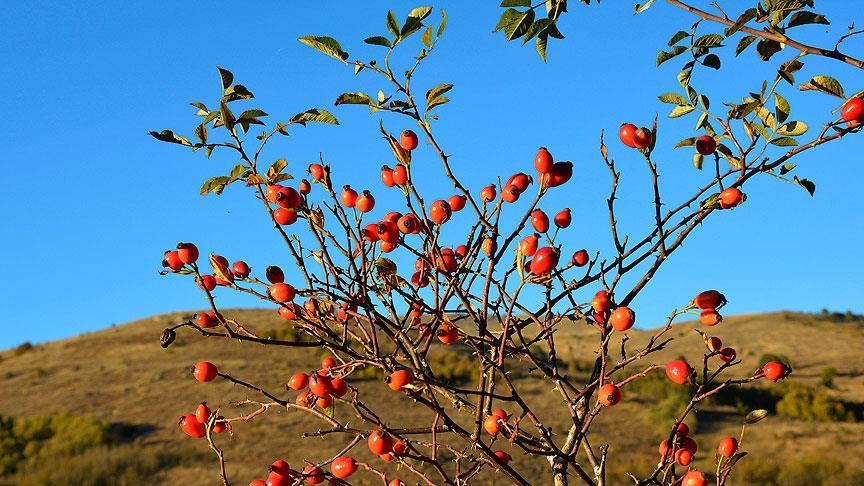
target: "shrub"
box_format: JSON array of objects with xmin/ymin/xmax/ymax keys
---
[
  {"xmin": 820, "ymin": 366, "xmax": 838, "ymax": 389},
  {"xmin": 776, "ymin": 385, "xmax": 856, "ymax": 422}
]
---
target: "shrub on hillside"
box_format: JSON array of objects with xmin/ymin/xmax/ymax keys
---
[{"xmin": 776, "ymin": 385, "xmax": 857, "ymax": 422}]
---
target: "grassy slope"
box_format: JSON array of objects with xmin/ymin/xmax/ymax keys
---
[{"xmin": 1, "ymin": 310, "xmax": 863, "ymax": 485}]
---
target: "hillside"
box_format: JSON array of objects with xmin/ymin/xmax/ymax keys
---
[{"xmin": 1, "ymin": 310, "xmax": 863, "ymax": 485}]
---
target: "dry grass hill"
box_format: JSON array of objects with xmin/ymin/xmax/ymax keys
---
[{"xmin": 1, "ymin": 309, "xmax": 863, "ymax": 485}]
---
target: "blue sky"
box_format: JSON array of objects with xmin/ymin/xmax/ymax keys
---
[{"xmin": 1, "ymin": 2, "xmax": 862, "ymax": 349}]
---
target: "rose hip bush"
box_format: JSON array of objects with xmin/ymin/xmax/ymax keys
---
[{"xmin": 151, "ymin": 3, "xmax": 862, "ymax": 485}]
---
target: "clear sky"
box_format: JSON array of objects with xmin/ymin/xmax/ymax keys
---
[{"xmin": 1, "ymin": 2, "xmax": 862, "ymax": 349}]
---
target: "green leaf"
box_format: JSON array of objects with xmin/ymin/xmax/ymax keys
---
[
  {"xmin": 334, "ymin": 92, "xmax": 374, "ymax": 106},
  {"xmin": 239, "ymin": 109, "xmax": 268, "ymax": 121},
  {"xmin": 149, "ymin": 129, "xmax": 193, "ymax": 146},
  {"xmin": 229, "ymin": 164, "xmax": 248, "ymax": 181},
  {"xmin": 793, "ymin": 176, "xmax": 816, "ymax": 197},
  {"xmin": 695, "ymin": 112, "xmax": 709, "ymax": 130},
  {"xmin": 693, "ymin": 153, "xmax": 704, "ymax": 170},
  {"xmin": 756, "ymin": 39, "xmax": 783, "ymax": 61},
  {"xmin": 778, "ymin": 59, "xmax": 805, "ymax": 85},
  {"xmin": 290, "ymin": 108, "xmax": 339, "ymax": 126},
  {"xmin": 437, "ymin": 8, "xmax": 447, "ymax": 38},
  {"xmin": 495, "ymin": 8, "xmax": 535, "ymax": 41},
  {"xmin": 298, "ymin": 36, "xmax": 349, "ymax": 62},
  {"xmin": 190, "ymin": 102, "xmax": 208, "ymax": 116},
  {"xmin": 668, "ymin": 30, "xmax": 689, "ymax": 46},
  {"xmin": 694, "ymin": 33, "xmax": 724, "ymax": 48},
  {"xmin": 777, "ymin": 120, "xmax": 808, "ymax": 136},
  {"xmin": 536, "ymin": 31, "xmax": 548, "ymax": 62},
  {"xmin": 421, "ymin": 26, "xmax": 434, "ymax": 47},
  {"xmin": 775, "ymin": 93, "xmax": 790, "ymax": 124},
  {"xmin": 200, "ymin": 176, "xmax": 230, "ymax": 196},
  {"xmin": 726, "ymin": 8, "xmax": 757, "ymax": 36},
  {"xmin": 787, "ymin": 11, "xmax": 829, "ymax": 28},
  {"xmin": 194, "ymin": 123, "xmax": 207, "ymax": 144},
  {"xmin": 675, "ymin": 137, "xmax": 696, "ymax": 148},
  {"xmin": 658, "ymin": 92, "xmax": 688, "ymax": 105},
  {"xmin": 769, "ymin": 136, "xmax": 798, "ymax": 146},
  {"xmin": 386, "ymin": 10, "xmax": 400, "ymax": 39},
  {"xmin": 427, "ymin": 97, "xmax": 449, "ymax": 111},
  {"xmin": 216, "ymin": 66, "xmax": 233, "ymax": 91},
  {"xmin": 736, "ymin": 35, "xmax": 758, "ymax": 55},
  {"xmin": 267, "ymin": 159, "xmax": 288, "ymax": 181},
  {"xmin": 799, "ymin": 75, "xmax": 846, "ymax": 99},
  {"xmin": 703, "ymin": 54, "xmax": 721, "ymax": 69},
  {"xmin": 780, "ymin": 163, "xmax": 796, "ymax": 175},
  {"xmin": 402, "ymin": 6, "xmax": 432, "ymax": 38},
  {"xmin": 669, "ymin": 105, "xmax": 696, "ymax": 118},
  {"xmin": 500, "ymin": 0, "xmax": 531, "ymax": 5},
  {"xmin": 657, "ymin": 46, "xmax": 687, "ymax": 66},
  {"xmin": 223, "ymin": 84, "xmax": 254, "ymax": 102},
  {"xmin": 426, "ymin": 84, "xmax": 453, "ymax": 104},
  {"xmin": 364, "ymin": 36, "xmax": 391, "ymax": 47},
  {"xmin": 219, "ymin": 101, "xmax": 236, "ymax": 132}
]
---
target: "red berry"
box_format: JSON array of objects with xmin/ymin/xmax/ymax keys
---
[
  {"xmin": 480, "ymin": 185, "xmax": 497, "ymax": 202},
  {"xmin": 506, "ymin": 173, "xmax": 532, "ymax": 192},
  {"xmin": 430, "ymin": 200, "xmax": 452, "ymax": 224},
  {"xmin": 554, "ymin": 208, "xmax": 571, "ymax": 228},
  {"xmin": 530, "ymin": 247, "xmax": 558, "ymax": 275},
  {"xmin": 302, "ymin": 465, "xmax": 325, "ymax": 485},
  {"xmin": 163, "ymin": 250, "xmax": 184, "ymax": 271},
  {"xmin": 571, "ymin": 250, "xmax": 589, "ymax": 267},
  {"xmin": 195, "ymin": 402, "xmax": 211, "ymax": 424},
  {"xmin": 665, "ymin": 360, "xmax": 692, "ymax": 385},
  {"xmin": 331, "ymin": 378, "xmax": 348, "ymax": 397},
  {"xmin": 696, "ymin": 135, "xmax": 717, "ymax": 155},
  {"xmin": 720, "ymin": 187, "xmax": 746, "ymax": 209},
  {"xmin": 273, "ymin": 208, "xmax": 297, "ymax": 225},
  {"xmin": 718, "ymin": 437, "xmax": 738, "ymax": 457},
  {"xmin": 400, "ymin": 130, "xmax": 419, "ymax": 150},
  {"xmin": 266, "ymin": 266, "xmax": 285, "ymax": 284},
  {"xmin": 435, "ymin": 248, "xmax": 458, "ymax": 273},
  {"xmin": 298, "ymin": 179, "xmax": 311, "ymax": 195},
  {"xmin": 548, "ymin": 161, "xmax": 573, "ymax": 187},
  {"xmin": 179, "ymin": 414, "xmax": 205, "ymax": 438},
  {"xmin": 196, "ymin": 274, "xmax": 217, "ymax": 291},
  {"xmin": 609, "ymin": 306, "xmax": 636, "ymax": 332},
  {"xmin": 491, "ymin": 409, "xmax": 509, "ymax": 420},
  {"xmin": 531, "ymin": 210, "xmax": 550, "ymax": 233},
  {"xmin": 368, "ymin": 430, "xmax": 394, "ymax": 455},
  {"xmin": 381, "ymin": 165, "xmax": 395, "ymax": 187},
  {"xmin": 356, "ymin": 191, "xmax": 375, "ymax": 213},
  {"xmin": 308, "ymin": 163, "xmax": 326, "ymax": 181},
  {"xmin": 269, "ymin": 282, "xmax": 296, "ymax": 302},
  {"xmin": 177, "ymin": 242, "xmax": 199, "ymax": 264},
  {"xmin": 682, "ymin": 470, "xmax": 706, "ymax": 486},
  {"xmin": 484, "ymin": 415, "xmax": 502, "ymax": 435},
  {"xmin": 520, "ymin": 234, "xmax": 539, "ymax": 257},
  {"xmin": 387, "ymin": 369, "xmax": 415, "ymax": 391},
  {"xmin": 675, "ymin": 448, "xmax": 693, "ymax": 466},
  {"xmin": 598, "ymin": 383, "xmax": 621, "ymax": 406},
  {"xmin": 694, "ymin": 290, "xmax": 726, "ymax": 309},
  {"xmin": 192, "ymin": 361, "xmax": 218, "ymax": 382},
  {"xmin": 437, "ymin": 324, "xmax": 460, "ymax": 344},
  {"xmin": 341, "ymin": 185, "xmax": 358, "ymax": 207},
  {"xmin": 392, "ymin": 165, "xmax": 408, "ymax": 185},
  {"xmin": 591, "ymin": 290, "xmax": 612, "ymax": 313},
  {"xmin": 619, "ymin": 123, "xmax": 638, "ymax": 148},
  {"xmin": 232, "ymin": 261, "xmax": 250, "ymax": 279},
  {"xmin": 288, "ymin": 372, "xmax": 310, "ymax": 391},
  {"xmin": 534, "ymin": 147, "xmax": 554, "ymax": 173},
  {"xmin": 633, "ymin": 127, "xmax": 652, "ymax": 149},
  {"xmin": 719, "ymin": 347, "xmax": 737, "ymax": 363},
  {"xmin": 330, "ymin": 456, "xmax": 357, "ymax": 479},
  {"xmin": 700, "ymin": 309, "xmax": 723, "ymax": 326},
  {"xmin": 278, "ymin": 304, "xmax": 298, "ymax": 321},
  {"xmin": 321, "ymin": 356, "xmax": 337, "ymax": 372},
  {"xmin": 706, "ymin": 336, "xmax": 722, "ymax": 353},
  {"xmin": 308, "ymin": 374, "xmax": 333, "ymax": 398},
  {"xmin": 376, "ymin": 220, "xmax": 400, "ymax": 244},
  {"xmin": 842, "ymin": 97, "xmax": 864, "ymax": 123},
  {"xmin": 196, "ymin": 312, "xmax": 217, "ymax": 328},
  {"xmin": 494, "ymin": 451, "xmax": 512, "ymax": 464},
  {"xmin": 763, "ymin": 361, "xmax": 790, "ymax": 381},
  {"xmin": 501, "ymin": 184, "xmax": 521, "ymax": 203},
  {"xmin": 448, "ymin": 195, "xmax": 467, "ymax": 212}
]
